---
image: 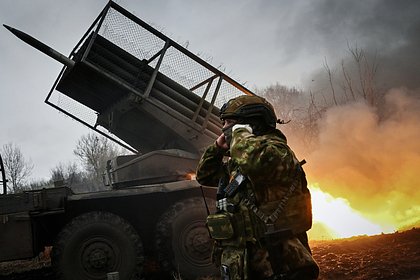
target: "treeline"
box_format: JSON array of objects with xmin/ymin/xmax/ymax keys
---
[{"xmin": 1, "ymin": 134, "xmax": 130, "ymax": 194}]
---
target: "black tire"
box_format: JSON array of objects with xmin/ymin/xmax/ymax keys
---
[
  {"xmin": 52, "ymin": 211, "xmax": 143, "ymax": 280},
  {"xmin": 155, "ymin": 197, "xmax": 217, "ymax": 279}
]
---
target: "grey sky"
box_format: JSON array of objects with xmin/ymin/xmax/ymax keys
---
[{"xmin": 1, "ymin": 0, "xmax": 419, "ymax": 180}]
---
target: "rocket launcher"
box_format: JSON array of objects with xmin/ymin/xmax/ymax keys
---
[{"xmin": 4, "ymin": 1, "xmax": 254, "ymax": 186}]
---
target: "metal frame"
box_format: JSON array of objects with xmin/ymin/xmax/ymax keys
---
[
  {"xmin": 143, "ymin": 40, "xmax": 170, "ymax": 98},
  {"xmin": 0, "ymin": 154, "xmax": 7, "ymax": 195},
  {"xmin": 44, "ymin": 1, "xmax": 255, "ymax": 153}
]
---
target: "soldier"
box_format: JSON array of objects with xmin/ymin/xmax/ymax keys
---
[{"xmin": 197, "ymin": 95, "xmax": 319, "ymax": 279}]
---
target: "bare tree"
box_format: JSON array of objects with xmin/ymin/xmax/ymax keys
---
[
  {"xmin": 50, "ymin": 162, "xmax": 80, "ymax": 186},
  {"xmin": 258, "ymin": 84, "xmax": 324, "ymax": 152},
  {"xmin": 1, "ymin": 142, "xmax": 34, "ymax": 193},
  {"xmin": 73, "ymin": 133, "xmax": 125, "ymax": 190},
  {"xmin": 341, "ymin": 59, "xmax": 357, "ymax": 102},
  {"xmin": 347, "ymin": 44, "xmax": 379, "ymax": 106},
  {"xmin": 315, "ymin": 44, "xmax": 381, "ymax": 108},
  {"xmin": 299, "ymin": 90, "xmax": 328, "ymax": 150},
  {"xmin": 26, "ymin": 178, "xmax": 51, "ymax": 191},
  {"xmin": 323, "ymin": 57, "xmax": 338, "ymax": 106},
  {"xmin": 258, "ymin": 83, "xmax": 305, "ymax": 123}
]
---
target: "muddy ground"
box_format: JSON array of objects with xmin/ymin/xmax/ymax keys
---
[{"xmin": 0, "ymin": 228, "xmax": 419, "ymax": 280}]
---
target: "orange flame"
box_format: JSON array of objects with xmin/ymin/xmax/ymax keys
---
[
  {"xmin": 186, "ymin": 172, "xmax": 197, "ymax": 180},
  {"xmin": 308, "ymin": 184, "xmax": 395, "ymax": 240},
  {"xmin": 286, "ymin": 89, "xmax": 420, "ymax": 239}
]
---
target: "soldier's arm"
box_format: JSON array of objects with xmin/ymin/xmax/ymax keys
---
[
  {"xmin": 229, "ymin": 127, "xmax": 297, "ymax": 184},
  {"xmin": 196, "ymin": 142, "xmax": 227, "ymax": 187}
]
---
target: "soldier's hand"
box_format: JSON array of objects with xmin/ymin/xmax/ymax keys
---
[
  {"xmin": 232, "ymin": 124, "xmax": 253, "ymax": 134},
  {"xmin": 216, "ymin": 133, "xmax": 229, "ymax": 150}
]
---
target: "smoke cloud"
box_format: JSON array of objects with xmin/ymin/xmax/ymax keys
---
[
  {"xmin": 304, "ymin": 88, "xmax": 420, "ymax": 229},
  {"xmin": 300, "ymin": 0, "xmax": 420, "ymax": 91},
  {"xmin": 290, "ymin": 1, "xmax": 420, "ymax": 231}
]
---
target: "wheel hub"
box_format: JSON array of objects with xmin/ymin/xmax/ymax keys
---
[
  {"xmin": 82, "ymin": 239, "xmax": 117, "ymax": 272},
  {"xmin": 89, "ymin": 248, "xmax": 107, "ymax": 268},
  {"xmin": 182, "ymin": 222, "xmax": 212, "ymax": 264},
  {"xmin": 189, "ymin": 227, "xmax": 211, "ymax": 253}
]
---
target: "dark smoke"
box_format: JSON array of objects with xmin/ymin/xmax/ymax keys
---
[
  {"xmin": 260, "ymin": 1, "xmax": 420, "ymax": 231},
  {"xmin": 300, "ymin": 0, "xmax": 420, "ymax": 91}
]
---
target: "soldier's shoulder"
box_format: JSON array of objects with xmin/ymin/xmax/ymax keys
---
[{"xmin": 259, "ymin": 129, "xmax": 288, "ymax": 144}]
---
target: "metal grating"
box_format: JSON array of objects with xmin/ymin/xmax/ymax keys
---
[{"xmin": 45, "ymin": 2, "xmax": 253, "ymax": 152}]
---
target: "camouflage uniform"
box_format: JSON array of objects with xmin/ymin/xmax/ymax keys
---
[{"xmin": 197, "ymin": 126, "xmax": 319, "ymax": 279}]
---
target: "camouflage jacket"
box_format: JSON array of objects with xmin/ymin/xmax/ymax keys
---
[
  {"xmin": 197, "ymin": 127, "xmax": 316, "ymax": 277},
  {"xmin": 197, "ymin": 127, "xmax": 301, "ymax": 203},
  {"xmin": 197, "ymin": 127, "xmax": 312, "ymax": 236}
]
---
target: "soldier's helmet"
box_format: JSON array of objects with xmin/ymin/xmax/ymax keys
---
[{"xmin": 220, "ymin": 95, "xmax": 277, "ymax": 128}]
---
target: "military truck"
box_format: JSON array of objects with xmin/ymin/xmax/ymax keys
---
[{"xmin": 0, "ymin": 2, "xmax": 254, "ymax": 279}]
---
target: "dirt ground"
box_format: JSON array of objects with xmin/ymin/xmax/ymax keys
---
[
  {"xmin": 0, "ymin": 228, "xmax": 419, "ymax": 280},
  {"xmin": 310, "ymin": 228, "xmax": 420, "ymax": 280}
]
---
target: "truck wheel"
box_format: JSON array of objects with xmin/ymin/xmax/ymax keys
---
[
  {"xmin": 52, "ymin": 211, "xmax": 143, "ymax": 280},
  {"xmin": 155, "ymin": 196, "xmax": 217, "ymax": 279}
]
